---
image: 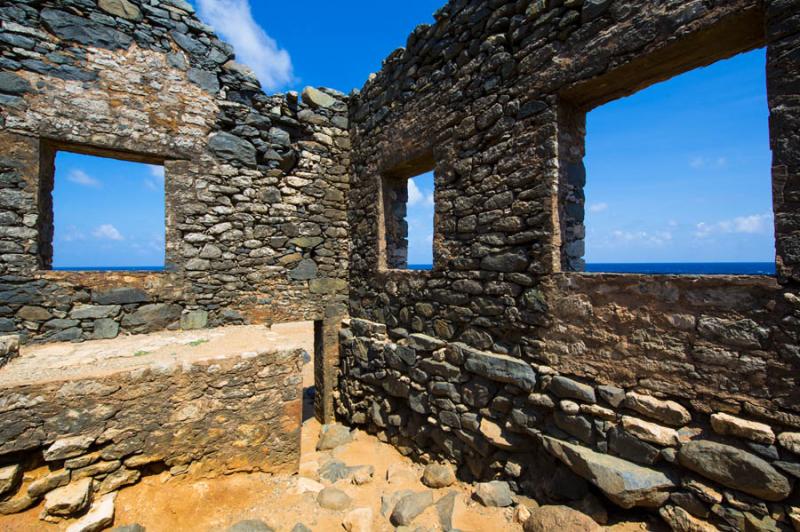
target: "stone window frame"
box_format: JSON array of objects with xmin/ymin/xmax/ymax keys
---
[
  {"xmin": 377, "ymin": 149, "xmax": 437, "ymax": 272},
  {"xmin": 554, "ymin": 9, "xmax": 772, "ymax": 277},
  {"xmin": 36, "ymin": 139, "xmax": 173, "ymax": 272}
]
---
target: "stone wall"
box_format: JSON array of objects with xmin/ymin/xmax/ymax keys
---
[
  {"xmin": 0, "ymin": 347, "xmax": 303, "ymax": 516},
  {"xmin": 341, "ymin": 0, "xmax": 800, "ymax": 529},
  {"xmin": 0, "ymin": 0, "xmax": 351, "ymax": 343}
]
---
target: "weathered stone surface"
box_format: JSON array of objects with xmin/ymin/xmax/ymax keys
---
[
  {"xmin": 70, "ymin": 305, "xmax": 120, "ymax": 320},
  {"xmin": 597, "ymin": 385, "xmax": 626, "ymax": 408},
  {"xmin": 381, "ymin": 489, "xmax": 414, "ymax": 517},
  {"xmin": 289, "ymin": 259, "xmax": 319, "ymax": 281},
  {"xmin": 549, "ymin": 376, "xmax": 596, "ymax": 403},
  {"xmin": 480, "ymin": 418, "xmax": 528, "ymax": 451},
  {"xmin": 317, "ymin": 487, "xmax": 351, "ymax": 511},
  {"xmin": 543, "ymin": 437, "xmax": 674, "ymax": 509},
  {"xmin": 40, "ymin": 9, "xmax": 133, "ymax": 49},
  {"xmin": 390, "ymin": 491, "xmax": 434, "ymax": 526},
  {"xmin": 98, "ymin": 0, "xmax": 142, "ymax": 21},
  {"xmin": 93, "ymin": 318, "xmax": 119, "ymax": 339},
  {"xmin": 208, "ymin": 132, "xmax": 257, "ymax": 166},
  {"xmin": 43, "ymin": 477, "xmax": 92, "ymax": 517},
  {"xmin": 386, "ymin": 463, "xmax": 419, "ymax": 484},
  {"xmin": 28, "ymin": 469, "xmax": 70, "ymax": 498},
  {"xmin": 302, "ymin": 87, "xmax": 336, "ymax": 109},
  {"xmin": 0, "ymin": 464, "xmax": 21, "ymax": 498},
  {"xmin": 17, "ymin": 305, "xmax": 52, "ymax": 321},
  {"xmin": 98, "ymin": 468, "xmax": 140, "ymax": 494},
  {"xmin": 435, "ymin": 491, "xmax": 458, "ymax": 531},
  {"xmin": 296, "ymin": 477, "xmax": 324, "ymax": 494},
  {"xmin": 317, "ymin": 424, "xmax": 353, "ymax": 450},
  {"xmin": 710, "ymin": 413, "xmax": 775, "ymax": 444},
  {"xmin": 44, "ymin": 435, "xmax": 95, "ymax": 461},
  {"xmin": 180, "ymin": 310, "xmax": 208, "ymax": 331},
  {"xmin": 463, "ymin": 346, "xmax": 536, "ymax": 391},
  {"xmin": 0, "ymin": 491, "xmax": 37, "ymax": 515},
  {"xmin": 65, "ymin": 492, "xmax": 116, "ymax": 532},
  {"xmin": 0, "ymin": 73, "xmax": 32, "ymax": 95},
  {"xmin": 608, "ymin": 427, "xmax": 660, "ymax": 465},
  {"xmin": 227, "ymin": 520, "xmax": 275, "ymax": 532},
  {"xmin": 92, "ymin": 288, "xmax": 150, "ymax": 306},
  {"xmin": 778, "ymin": 432, "xmax": 800, "ymax": 455},
  {"xmin": 474, "ymin": 481, "xmax": 513, "ymax": 507},
  {"xmin": 624, "ymin": 393, "xmax": 690, "ymax": 427},
  {"xmin": 523, "ymin": 505, "xmax": 601, "ymax": 532},
  {"xmin": 121, "ymin": 304, "xmax": 182, "ymax": 331},
  {"xmin": 678, "ymin": 441, "xmax": 791, "ymax": 501},
  {"xmin": 659, "ymin": 505, "xmax": 718, "ymax": 532},
  {"xmin": 342, "ymin": 507, "xmax": 372, "ymax": 532},
  {"xmin": 422, "ymin": 463, "xmax": 456, "ymax": 488},
  {"xmin": 621, "ymin": 416, "xmax": 679, "ymax": 447},
  {"xmin": 111, "ymin": 526, "xmax": 146, "ymax": 532}
]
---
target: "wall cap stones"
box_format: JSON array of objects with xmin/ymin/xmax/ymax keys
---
[
  {"xmin": 710, "ymin": 413, "xmax": 775, "ymax": 445},
  {"xmin": 624, "ymin": 392, "xmax": 691, "ymax": 427}
]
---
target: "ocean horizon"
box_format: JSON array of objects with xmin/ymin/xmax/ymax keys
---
[
  {"xmin": 53, "ymin": 262, "xmax": 776, "ymax": 276},
  {"xmin": 408, "ymin": 262, "xmax": 776, "ymax": 275}
]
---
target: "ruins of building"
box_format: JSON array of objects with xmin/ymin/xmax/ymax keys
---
[{"xmin": 0, "ymin": 0, "xmax": 799, "ymax": 529}]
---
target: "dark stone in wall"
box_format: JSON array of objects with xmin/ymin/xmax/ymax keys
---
[{"xmin": 40, "ymin": 9, "xmax": 133, "ymax": 50}]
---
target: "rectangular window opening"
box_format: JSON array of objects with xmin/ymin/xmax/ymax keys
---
[
  {"xmin": 564, "ymin": 47, "xmax": 774, "ymax": 276},
  {"xmin": 40, "ymin": 148, "xmax": 166, "ymax": 272},
  {"xmin": 380, "ymin": 161, "xmax": 435, "ymax": 271}
]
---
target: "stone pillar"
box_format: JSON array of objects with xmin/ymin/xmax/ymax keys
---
[
  {"xmin": 314, "ymin": 305, "xmax": 346, "ymax": 424},
  {"xmin": 766, "ymin": 0, "xmax": 800, "ymax": 284}
]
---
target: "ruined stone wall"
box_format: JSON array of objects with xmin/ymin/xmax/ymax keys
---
[
  {"xmin": 0, "ymin": 347, "xmax": 303, "ymax": 515},
  {"xmin": 0, "ymin": 0, "xmax": 350, "ymax": 343},
  {"xmin": 341, "ymin": 0, "xmax": 800, "ymax": 529}
]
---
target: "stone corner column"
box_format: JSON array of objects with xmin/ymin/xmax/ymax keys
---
[{"xmin": 314, "ymin": 304, "xmax": 347, "ymax": 424}]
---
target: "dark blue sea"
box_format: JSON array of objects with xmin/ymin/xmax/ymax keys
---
[
  {"xmin": 53, "ymin": 266, "xmax": 165, "ymax": 272},
  {"xmin": 409, "ymin": 262, "xmax": 776, "ymax": 275},
  {"xmin": 56, "ymin": 263, "xmax": 776, "ymax": 275}
]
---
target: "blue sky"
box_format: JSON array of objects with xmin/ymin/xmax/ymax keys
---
[
  {"xmin": 51, "ymin": 1, "xmax": 772, "ymax": 268},
  {"xmin": 584, "ymin": 48, "xmax": 772, "ymax": 264},
  {"xmin": 52, "ymin": 152, "xmax": 165, "ymax": 268}
]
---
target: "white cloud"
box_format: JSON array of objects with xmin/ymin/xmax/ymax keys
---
[
  {"xmin": 144, "ymin": 165, "xmax": 165, "ymax": 191},
  {"xmin": 92, "ymin": 224, "xmax": 124, "ymax": 241},
  {"xmin": 61, "ymin": 226, "xmax": 86, "ymax": 242},
  {"xmin": 196, "ymin": 0, "xmax": 293, "ymax": 91},
  {"xmin": 609, "ymin": 229, "xmax": 672, "ymax": 247},
  {"xmin": 67, "ymin": 169, "xmax": 101, "ymax": 187},
  {"xmin": 695, "ymin": 213, "xmax": 773, "ymax": 238},
  {"xmin": 407, "ymin": 179, "xmax": 434, "ymax": 207},
  {"xmin": 588, "ymin": 202, "xmax": 608, "ymax": 213},
  {"xmin": 689, "ymin": 156, "xmax": 728, "ymax": 169}
]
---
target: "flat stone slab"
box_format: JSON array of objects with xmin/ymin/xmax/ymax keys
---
[
  {"xmin": 678, "ymin": 440, "xmax": 791, "ymax": 501},
  {"xmin": 0, "ymin": 323, "xmax": 313, "ymax": 388},
  {"xmin": 65, "ymin": 492, "xmax": 116, "ymax": 532},
  {"xmin": 542, "ymin": 437, "xmax": 674, "ymax": 509},
  {"xmin": 44, "ymin": 477, "xmax": 92, "ymax": 517},
  {"xmin": 460, "ymin": 344, "xmax": 536, "ymax": 391}
]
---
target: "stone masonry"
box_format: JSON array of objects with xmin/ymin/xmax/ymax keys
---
[
  {"xmin": 0, "ymin": 0, "xmax": 799, "ymax": 530},
  {"xmin": 339, "ymin": 1, "xmax": 800, "ymax": 530},
  {"xmin": 0, "ymin": 0, "xmax": 350, "ymax": 344},
  {"xmin": 0, "ymin": 346, "xmax": 304, "ymax": 517}
]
